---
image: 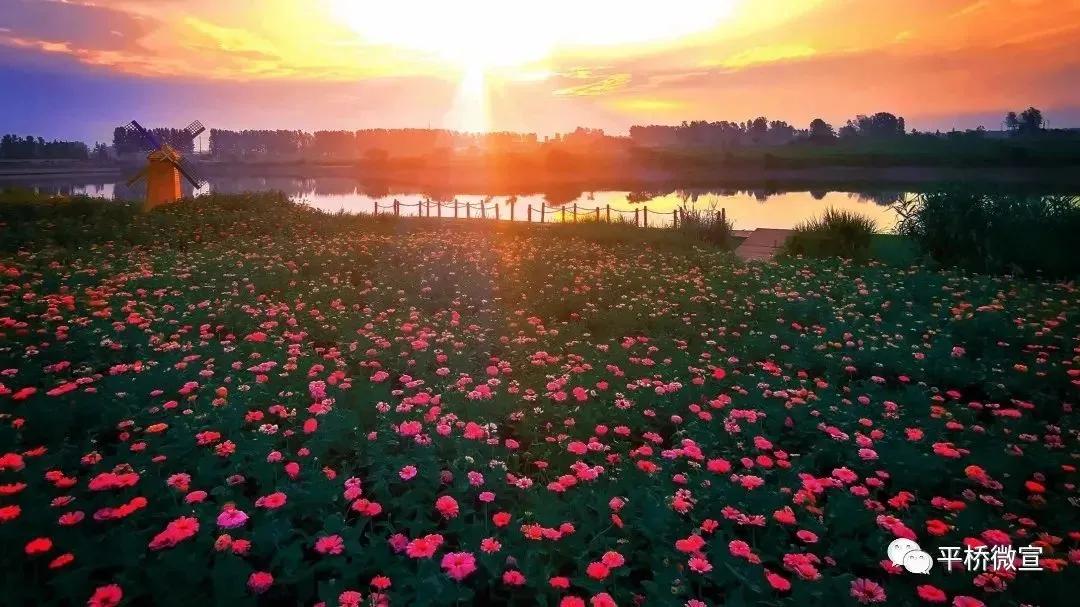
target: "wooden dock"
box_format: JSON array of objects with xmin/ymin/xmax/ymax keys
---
[{"xmin": 734, "ymin": 228, "xmax": 793, "ymax": 261}]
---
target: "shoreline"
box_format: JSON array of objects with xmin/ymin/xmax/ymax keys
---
[{"xmin": 2, "ymin": 161, "xmax": 1079, "ymax": 194}]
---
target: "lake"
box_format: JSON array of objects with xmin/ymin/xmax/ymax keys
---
[{"xmin": 1, "ymin": 175, "xmax": 914, "ymax": 229}]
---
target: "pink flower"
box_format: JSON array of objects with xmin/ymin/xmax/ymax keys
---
[
  {"xmin": 399, "ymin": 465, "xmax": 417, "ymax": 480},
  {"xmin": 689, "ymin": 555, "xmax": 713, "ymax": 573},
  {"xmin": 216, "ymin": 508, "xmax": 249, "ymax": 529},
  {"xmin": 248, "ymin": 571, "xmax": 273, "ymax": 594},
  {"xmin": 850, "ymin": 578, "xmax": 886, "ymax": 604},
  {"xmin": 255, "ymin": 492, "xmax": 287, "ymax": 509},
  {"xmin": 765, "ymin": 570, "xmax": 791, "ymax": 592},
  {"xmin": 729, "ymin": 540, "xmax": 752, "ymax": 558},
  {"xmin": 601, "ymin": 550, "xmax": 625, "ymax": 568},
  {"xmin": 440, "ymin": 551, "xmax": 477, "ymax": 581},
  {"xmin": 315, "ymin": 534, "xmax": 344, "ymax": 555},
  {"xmin": 405, "ymin": 534, "xmax": 443, "ymax": 558},
  {"xmin": 435, "ymin": 495, "xmax": 459, "ymax": 519},
  {"xmin": 338, "ymin": 590, "xmax": 363, "ymax": 607}
]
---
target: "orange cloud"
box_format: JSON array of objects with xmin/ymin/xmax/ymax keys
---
[{"xmin": 1, "ymin": 0, "xmax": 1078, "ymax": 132}]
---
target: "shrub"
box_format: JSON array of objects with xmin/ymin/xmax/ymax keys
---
[
  {"xmin": 895, "ymin": 191, "xmax": 1080, "ymax": 276},
  {"xmin": 782, "ymin": 207, "xmax": 877, "ymax": 259}
]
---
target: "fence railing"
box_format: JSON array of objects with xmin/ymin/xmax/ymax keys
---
[{"xmin": 372, "ymin": 199, "xmax": 727, "ymax": 229}]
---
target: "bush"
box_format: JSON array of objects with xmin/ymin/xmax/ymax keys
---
[
  {"xmin": 782, "ymin": 207, "xmax": 877, "ymax": 259},
  {"xmin": 895, "ymin": 191, "xmax": 1080, "ymax": 276}
]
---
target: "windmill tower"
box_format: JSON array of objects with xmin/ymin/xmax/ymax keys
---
[{"xmin": 124, "ymin": 120, "xmax": 206, "ymax": 205}]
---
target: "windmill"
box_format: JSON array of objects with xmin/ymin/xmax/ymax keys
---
[{"xmin": 124, "ymin": 120, "xmax": 206, "ymax": 205}]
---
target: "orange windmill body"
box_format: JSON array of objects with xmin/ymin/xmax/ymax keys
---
[{"xmin": 124, "ymin": 120, "xmax": 206, "ymax": 206}]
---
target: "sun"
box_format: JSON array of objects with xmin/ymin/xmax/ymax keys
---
[{"xmin": 329, "ymin": 1, "xmax": 738, "ymax": 130}]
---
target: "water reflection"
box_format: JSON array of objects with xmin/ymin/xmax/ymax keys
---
[{"xmin": 5, "ymin": 176, "xmax": 915, "ymax": 229}]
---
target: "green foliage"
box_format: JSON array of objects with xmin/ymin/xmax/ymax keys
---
[
  {"xmin": 896, "ymin": 191, "xmax": 1080, "ymax": 276},
  {"xmin": 782, "ymin": 207, "xmax": 877, "ymax": 260}
]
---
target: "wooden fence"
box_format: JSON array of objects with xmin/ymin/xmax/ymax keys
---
[{"xmin": 373, "ymin": 199, "xmax": 726, "ymax": 229}]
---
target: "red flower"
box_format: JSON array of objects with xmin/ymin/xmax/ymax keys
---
[
  {"xmin": 586, "ymin": 561, "xmax": 610, "ymax": 580},
  {"xmin": 25, "ymin": 537, "xmax": 52, "ymax": 555},
  {"xmin": 549, "ymin": 576, "xmax": 571, "ymax": 589},
  {"xmin": 560, "ymin": 598, "xmax": 586, "ymax": 607},
  {"xmin": 255, "ymin": 491, "xmax": 287, "ymax": 509},
  {"xmin": 502, "ymin": 570, "xmax": 526, "ymax": 586},
  {"xmin": 917, "ymin": 585, "xmax": 947, "ymax": 603},
  {"xmin": 88, "ymin": 584, "xmax": 123, "ymax": 607},
  {"xmin": 765, "ymin": 570, "xmax": 791, "ymax": 592}
]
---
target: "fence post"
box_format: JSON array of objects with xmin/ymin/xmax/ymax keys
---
[
  {"xmin": 673, "ymin": 209, "xmax": 678, "ymax": 227},
  {"xmin": 572, "ymin": 203, "xmax": 578, "ymax": 223},
  {"xmin": 528, "ymin": 204, "xmax": 532, "ymax": 222},
  {"xmin": 495, "ymin": 204, "xmax": 500, "ymax": 221},
  {"xmin": 643, "ymin": 206, "xmax": 648, "ymax": 228},
  {"xmin": 635, "ymin": 208, "xmax": 639, "ymax": 227},
  {"xmin": 394, "ymin": 199, "xmax": 399, "ymax": 216},
  {"xmin": 466, "ymin": 202, "xmax": 471, "ymax": 219},
  {"xmin": 561, "ymin": 207, "xmax": 566, "ymax": 223},
  {"xmin": 606, "ymin": 204, "xmax": 611, "ymax": 223},
  {"xmin": 481, "ymin": 202, "xmax": 486, "ymax": 219},
  {"xmin": 374, "ymin": 202, "xmax": 379, "ymax": 216},
  {"xmin": 595, "ymin": 207, "xmax": 600, "ymax": 222},
  {"xmin": 541, "ymin": 204, "xmax": 546, "ymax": 223},
  {"xmin": 437, "ymin": 201, "xmax": 442, "ymax": 218},
  {"xmin": 510, "ymin": 200, "xmax": 515, "ymax": 222},
  {"xmin": 721, "ymin": 208, "xmax": 727, "ymax": 225}
]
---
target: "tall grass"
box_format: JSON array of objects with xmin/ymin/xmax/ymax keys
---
[
  {"xmin": 895, "ymin": 191, "xmax": 1080, "ymax": 276},
  {"xmin": 782, "ymin": 207, "xmax": 877, "ymax": 259},
  {"xmin": 676, "ymin": 208, "xmax": 735, "ymax": 248}
]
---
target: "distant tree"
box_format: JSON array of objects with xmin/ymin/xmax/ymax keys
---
[
  {"xmin": 1018, "ymin": 107, "xmax": 1044, "ymax": 135},
  {"xmin": 748, "ymin": 117, "xmax": 769, "ymax": 143},
  {"xmin": 808, "ymin": 119, "xmax": 836, "ymax": 143},
  {"xmin": 766, "ymin": 120, "xmax": 797, "ymax": 145},
  {"xmin": 92, "ymin": 142, "xmax": 111, "ymax": 161},
  {"xmin": 1005, "ymin": 111, "xmax": 1020, "ymax": 134}
]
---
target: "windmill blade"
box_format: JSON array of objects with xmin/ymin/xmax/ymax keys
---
[
  {"xmin": 125, "ymin": 120, "xmax": 163, "ymax": 152},
  {"xmin": 181, "ymin": 120, "xmax": 206, "ymax": 142},
  {"xmin": 126, "ymin": 166, "xmax": 149, "ymax": 187},
  {"xmin": 171, "ymin": 155, "xmax": 205, "ymax": 189}
]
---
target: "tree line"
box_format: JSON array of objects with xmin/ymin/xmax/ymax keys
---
[
  {"xmin": 0, "ymin": 134, "xmax": 89, "ymax": 160},
  {"xmin": 18, "ymin": 106, "xmax": 1065, "ymax": 163},
  {"xmin": 112, "ymin": 127, "xmax": 196, "ymax": 155}
]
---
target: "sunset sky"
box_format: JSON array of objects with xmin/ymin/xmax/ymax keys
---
[{"xmin": 2, "ymin": 0, "xmax": 1079, "ymax": 143}]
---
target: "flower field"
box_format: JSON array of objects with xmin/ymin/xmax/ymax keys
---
[{"xmin": 0, "ymin": 195, "xmax": 1077, "ymax": 606}]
